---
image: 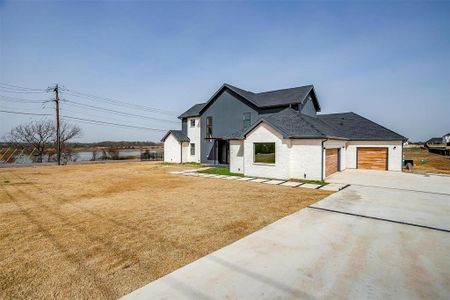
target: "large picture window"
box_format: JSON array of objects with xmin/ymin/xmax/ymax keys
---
[
  {"xmin": 206, "ymin": 116, "xmax": 213, "ymax": 139},
  {"xmin": 254, "ymin": 143, "xmax": 275, "ymax": 164}
]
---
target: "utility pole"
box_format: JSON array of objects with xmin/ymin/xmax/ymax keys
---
[{"xmin": 53, "ymin": 84, "xmax": 61, "ymax": 165}]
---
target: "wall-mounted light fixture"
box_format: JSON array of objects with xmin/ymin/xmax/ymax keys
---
[{"xmin": 393, "ymin": 146, "xmax": 397, "ymax": 150}]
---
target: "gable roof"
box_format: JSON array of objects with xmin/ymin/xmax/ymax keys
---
[
  {"xmin": 177, "ymin": 83, "xmax": 320, "ymax": 119},
  {"xmin": 160, "ymin": 130, "xmax": 190, "ymax": 143},
  {"xmin": 228, "ymin": 108, "xmax": 344, "ymax": 140},
  {"xmin": 228, "ymin": 108, "xmax": 406, "ymax": 141},
  {"xmin": 178, "ymin": 103, "xmax": 206, "ymax": 119},
  {"xmin": 224, "ymin": 84, "xmax": 319, "ymax": 109}
]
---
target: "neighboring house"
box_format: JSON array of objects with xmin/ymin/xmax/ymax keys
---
[
  {"xmin": 162, "ymin": 84, "xmax": 406, "ymax": 180},
  {"xmin": 425, "ymin": 133, "xmax": 450, "ymax": 147},
  {"xmin": 443, "ymin": 133, "xmax": 450, "ymax": 145},
  {"xmin": 424, "ymin": 133, "xmax": 450, "ymax": 156},
  {"xmin": 425, "ymin": 137, "xmax": 444, "ymax": 147}
]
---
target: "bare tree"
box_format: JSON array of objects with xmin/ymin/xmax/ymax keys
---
[
  {"xmin": 4, "ymin": 120, "xmax": 82, "ymax": 163},
  {"xmin": 4, "ymin": 120, "xmax": 54, "ymax": 162},
  {"xmin": 58, "ymin": 122, "xmax": 82, "ymax": 159}
]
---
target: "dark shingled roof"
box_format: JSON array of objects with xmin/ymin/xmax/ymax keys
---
[
  {"xmin": 425, "ymin": 137, "xmax": 442, "ymax": 144},
  {"xmin": 178, "ymin": 103, "xmax": 206, "ymax": 119},
  {"xmin": 179, "ymin": 83, "xmax": 319, "ymax": 119},
  {"xmin": 160, "ymin": 130, "xmax": 190, "ymax": 142},
  {"xmin": 224, "ymin": 84, "xmax": 317, "ymax": 109},
  {"xmin": 228, "ymin": 108, "xmax": 406, "ymax": 141},
  {"xmin": 317, "ymin": 112, "xmax": 406, "ymax": 141}
]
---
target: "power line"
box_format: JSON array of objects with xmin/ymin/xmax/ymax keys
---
[
  {"xmin": 0, "ymin": 82, "xmax": 47, "ymax": 92},
  {"xmin": 61, "ymin": 115, "xmax": 170, "ymax": 132},
  {"xmin": 0, "ymin": 109, "xmax": 51, "ymax": 116},
  {"xmin": 0, "ymin": 109, "xmax": 171, "ymax": 132},
  {"xmin": 60, "ymin": 106, "xmax": 160, "ymax": 128},
  {"xmin": 0, "ymin": 95, "xmax": 48, "ymax": 104},
  {"xmin": 62, "ymin": 98, "xmax": 179, "ymax": 124},
  {"xmin": 0, "ymin": 87, "xmax": 49, "ymax": 94},
  {"xmin": 62, "ymin": 88, "xmax": 179, "ymax": 116}
]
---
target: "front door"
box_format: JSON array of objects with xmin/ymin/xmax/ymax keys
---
[{"xmin": 218, "ymin": 140, "xmax": 229, "ymax": 164}]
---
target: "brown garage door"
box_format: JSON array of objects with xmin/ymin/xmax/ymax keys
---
[
  {"xmin": 325, "ymin": 148, "xmax": 338, "ymax": 177},
  {"xmin": 357, "ymin": 147, "xmax": 388, "ymax": 170}
]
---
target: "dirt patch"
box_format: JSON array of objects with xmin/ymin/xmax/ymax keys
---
[
  {"xmin": 0, "ymin": 162, "xmax": 331, "ymax": 299},
  {"xmin": 404, "ymin": 148, "xmax": 450, "ymax": 174}
]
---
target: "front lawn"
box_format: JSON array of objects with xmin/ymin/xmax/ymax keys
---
[
  {"xmin": 0, "ymin": 162, "xmax": 332, "ymax": 299},
  {"xmin": 197, "ymin": 167, "xmax": 245, "ymax": 177}
]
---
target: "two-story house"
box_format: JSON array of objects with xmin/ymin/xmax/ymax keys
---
[{"xmin": 162, "ymin": 84, "xmax": 406, "ymax": 180}]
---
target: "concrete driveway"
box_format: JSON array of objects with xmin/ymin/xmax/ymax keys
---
[{"xmin": 122, "ymin": 170, "xmax": 450, "ymax": 300}]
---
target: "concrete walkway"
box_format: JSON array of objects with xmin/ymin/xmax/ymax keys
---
[
  {"xmin": 123, "ymin": 170, "xmax": 450, "ymax": 299},
  {"xmin": 171, "ymin": 169, "xmax": 348, "ymax": 191}
]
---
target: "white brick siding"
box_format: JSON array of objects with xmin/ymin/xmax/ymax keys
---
[
  {"xmin": 163, "ymin": 134, "xmax": 182, "ymax": 163},
  {"xmin": 243, "ymin": 123, "xmax": 291, "ymax": 179},
  {"xmin": 187, "ymin": 117, "xmax": 201, "ymax": 163},
  {"xmin": 230, "ymin": 140, "xmax": 244, "ymax": 173},
  {"xmin": 289, "ymin": 139, "xmax": 323, "ymax": 180}
]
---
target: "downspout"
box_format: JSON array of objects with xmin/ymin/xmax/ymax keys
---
[
  {"xmin": 401, "ymin": 141, "xmax": 404, "ymax": 172},
  {"xmin": 321, "ymin": 139, "xmax": 328, "ymax": 181}
]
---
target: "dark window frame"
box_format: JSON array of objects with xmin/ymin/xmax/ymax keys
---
[
  {"xmin": 190, "ymin": 119, "xmax": 196, "ymax": 127},
  {"xmin": 190, "ymin": 143, "xmax": 195, "ymax": 156},
  {"xmin": 253, "ymin": 142, "xmax": 276, "ymax": 164},
  {"xmin": 243, "ymin": 112, "xmax": 251, "ymax": 129},
  {"xmin": 206, "ymin": 116, "xmax": 213, "ymax": 139}
]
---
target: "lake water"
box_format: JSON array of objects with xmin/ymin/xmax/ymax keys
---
[{"xmin": 3, "ymin": 150, "xmax": 162, "ymax": 164}]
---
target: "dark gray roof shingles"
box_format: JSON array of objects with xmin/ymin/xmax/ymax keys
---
[
  {"xmin": 178, "ymin": 103, "xmax": 206, "ymax": 118},
  {"xmin": 225, "ymin": 84, "xmax": 314, "ymax": 108},
  {"xmin": 228, "ymin": 108, "xmax": 406, "ymax": 141},
  {"xmin": 317, "ymin": 112, "xmax": 406, "ymax": 141},
  {"xmin": 161, "ymin": 130, "xmax": 190, "ymax": 142}
]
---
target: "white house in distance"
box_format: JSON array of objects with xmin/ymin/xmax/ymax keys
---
[{"xmin": 162, "ymin": 83, "xmax": 406, "ymax": 181}]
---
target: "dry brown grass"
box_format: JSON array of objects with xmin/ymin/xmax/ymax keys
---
[
  {"xmin": 404, "ymin": 147, "xmax": 450, "ymax": 174},
  {"xmin": 0, "ymin": 162, "xmax": 331, "ymax": 299}
]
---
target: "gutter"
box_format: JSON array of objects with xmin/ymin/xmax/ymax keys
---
[{"xmin": 321, "ymin": 138, "xmax": 328, "ymax": 181}]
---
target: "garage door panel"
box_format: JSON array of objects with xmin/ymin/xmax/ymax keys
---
[
  {"xmin": 326, "ymin": 149, "xmax": 338, "ymax": 177},
  {"xmin": 357, "ymin": 148, "xmax": 387, "ymax": 170}
]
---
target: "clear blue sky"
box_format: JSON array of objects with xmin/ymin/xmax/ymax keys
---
[{"xmin": 1, "ymin": 0, "xmax": 449, "ymax": 142}]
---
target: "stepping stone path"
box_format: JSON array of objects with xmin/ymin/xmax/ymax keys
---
[
  {"xmin": 264, "ymin": 180, "xmax": 285, "ymax": 185},
  {"xmin": 175, "ymin": 169, "xmax": 350, "ymax": 192},
  {"xmin": 250, "ymin": 178, "xmax": 269, "ymax": 183},
  {"xmin": 300, "ymin": 183, "xmax": 322, "ymax": 189},
  {"xmin": 280, "ymin": 182, "xmax": 303, "ymax": 187},
  {"xmin": 237, "ymin": 177, "xmax": 254, "ymax": 181}
]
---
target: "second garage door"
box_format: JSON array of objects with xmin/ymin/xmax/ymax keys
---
[
  {"xmin": 325, "ymin": 148, "xmax": 339, "ymax": 177},
  {"xmin": 357, "ymin": 147, "xmax": 388, "ymax": 170}
]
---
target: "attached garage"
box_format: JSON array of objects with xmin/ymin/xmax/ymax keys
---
[
  {"xmin": 325, "ymin": 148, "xmax": 339, "ymax": 177},
  {"xmin": 357, "ymin": 147, "xmax": 388, "ymax": 170}
]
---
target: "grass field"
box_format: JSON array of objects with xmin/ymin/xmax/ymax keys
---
[
  {"xmin": 0, "ymin": 162, "xmax": 331, "ymax": 299},
  {"xmin": 403, "ymin": 147, "xmax": 450, "ymax": 174}
]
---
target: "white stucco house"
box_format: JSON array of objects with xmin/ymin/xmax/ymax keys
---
[{"xmin": 162, "ymin": 83, "xmax": 407, "ymax": 181}]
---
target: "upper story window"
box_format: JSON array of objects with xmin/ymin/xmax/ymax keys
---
[
  {"xmin": 243, "ymin": 112, "xmax": 251, "ymax": 129},
  {"xmin": 190, "ymin": 119, "xmax": 196, "ymax": 127},
  {"xmin": 206, "ymin": 116, "xmax": 213, "ymax": 139}
]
